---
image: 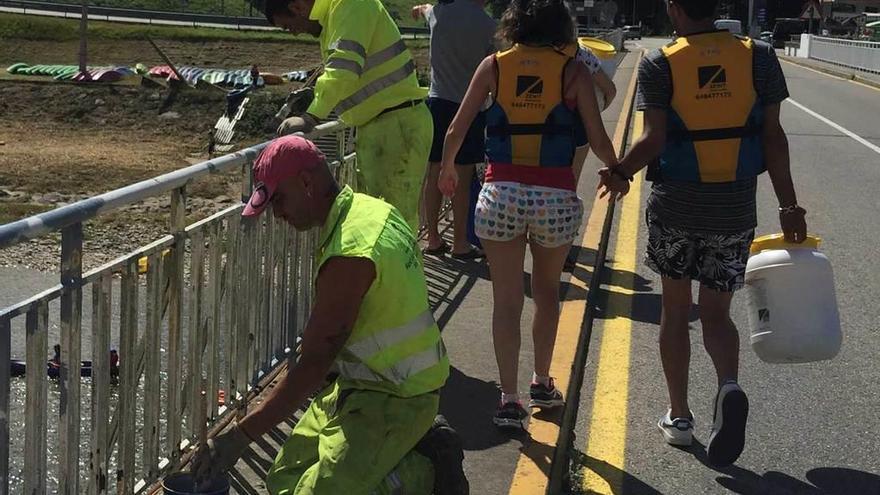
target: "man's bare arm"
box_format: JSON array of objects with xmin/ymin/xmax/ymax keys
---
[
  {"xmin": 617, "ymin": 107, "xmax": 667, "ymax": 177},
  {"xmin": 237, "ymin": 256, "xmax": 375, "ymax": 440}
]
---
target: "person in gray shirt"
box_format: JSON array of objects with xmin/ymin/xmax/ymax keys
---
[{"xmin": 413, "ymin": 0, "xmax": 496, "ymax": 259}]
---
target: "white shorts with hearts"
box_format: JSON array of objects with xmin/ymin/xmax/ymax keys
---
[{"xmin": 474, "ymin": 182, "xmax": 584, "ymax": 248}]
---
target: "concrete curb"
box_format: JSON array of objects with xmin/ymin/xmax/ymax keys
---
[{"xmin": 780, "ymin": 55, "xmax": 880, "ymax": 89}]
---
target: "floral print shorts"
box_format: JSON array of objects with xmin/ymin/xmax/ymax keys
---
[
  {"xmin": 475, "ymin": 182, "xmax": 584, "ymax": 248},
  {"xmin": 645, "ymin": 215, "xmax": 755, "ymax": 292}
]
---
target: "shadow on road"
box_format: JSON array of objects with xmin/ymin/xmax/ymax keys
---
[
  {"xmin": 569, "ymin": 449, "xmax": 664, "ymax": 495},
  {"xmin": 439, "ymin": 367, "xmax": 528, "ymax": 452},
  {"xmin": 680, "ymin": 440, "xmax": 880, "ymax": 495}
]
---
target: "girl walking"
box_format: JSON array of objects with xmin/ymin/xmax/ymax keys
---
[{"xmin": 438, "ymin": 0, "xmax": 619, "ymax": 428}]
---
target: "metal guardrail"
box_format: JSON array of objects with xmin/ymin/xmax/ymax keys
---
[
  {"xmin": 0, "ymin": 0, "xmax": 430, "ymax": 36},
  {"xmin": 0, "ymin": 122, "xmax": 357, "ymax": 494},
  {"xmin": 810, "ymin": 35, "xmax": 880, "ymax": 75}
]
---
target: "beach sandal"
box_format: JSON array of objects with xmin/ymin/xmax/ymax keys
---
[
  {"xmin": 451, "ymin": 248, "xmax": 485, "ymax": 260},
  {"xmin": 423, "ymin": 242, "xmax": 451, "ymax": 257}
]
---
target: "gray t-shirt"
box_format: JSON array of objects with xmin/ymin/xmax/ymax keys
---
[
  {"xmin": 636, "ymin": 36, "xmax": 790, "ymax": 233},
  {"xmin": 426, "ymin": 0, "xmax": 497, "ymax": 103}
]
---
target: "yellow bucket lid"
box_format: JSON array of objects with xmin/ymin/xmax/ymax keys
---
[
  {"xmin": 750, "ymin": 233, "xmax": 821, "ymax": 254},
  {"xmin": 578, "ymin": 37, "xmax": 616, "ymax": 59}
]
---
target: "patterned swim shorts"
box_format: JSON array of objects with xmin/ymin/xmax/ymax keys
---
[
  {"xmin": 474, "ymin": 182, "xmax": 584, "ymax": 248},
  {"xmin": 645, "ymin": 215, "xmax": 755, "ymax": 292}
]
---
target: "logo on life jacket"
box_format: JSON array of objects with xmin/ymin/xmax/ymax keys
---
[
  {"xmin": 513, "ymin": 75, "xmax": 545, "ymax": 109},
  {"xmin": 696, "ymin": 65, "xmax": 732, "ymax": 100}
]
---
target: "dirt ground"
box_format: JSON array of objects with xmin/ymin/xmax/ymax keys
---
[{"xmin": 0, "ymin": 38, "xmax": 430, "ymax": 272}]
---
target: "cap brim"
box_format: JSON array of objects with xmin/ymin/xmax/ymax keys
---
[{"xmin": 242, "ymin": 183, "xmax": 274, "ymax": 217}]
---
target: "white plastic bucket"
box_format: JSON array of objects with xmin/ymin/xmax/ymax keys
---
[{"xmin": 744, "ymin": 234, "xmax": 842, "ymax": 364}]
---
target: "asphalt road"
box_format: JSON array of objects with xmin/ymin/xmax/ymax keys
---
[{"xmin": 573, "ymin": 38, "xmax": 880, "ymax": 495}]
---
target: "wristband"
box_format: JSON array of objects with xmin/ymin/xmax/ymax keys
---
[
  {"xmin": 611, "ymin": 167, "xmax": 633, "ymax": 182},
  {"xmin": 778, "ymin": 204, "xmax": 804, "ymax": 215}
]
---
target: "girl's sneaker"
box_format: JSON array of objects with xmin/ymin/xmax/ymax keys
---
[
  {"xmin": 528, "ymin": 378, "xmax": 565, "ymax": 409},
  {"xmin": 493, "ymin": 401, "xmax": 529, "ymax": 429}
]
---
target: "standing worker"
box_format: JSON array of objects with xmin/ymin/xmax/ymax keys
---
[
  {"xmin": 267, "ymin": 0, "xmax": 432, "ymax": 233},
  {"xmin": 191, "ymin": 136, "xmax": 467, "ymax": 494},
  {"xmin": 412, "ymin": 0, "xmax": 496, "ymax": 259},
  {"xmin": 599, "ymin": 0, "xmax": 807, "ymax": 467}
]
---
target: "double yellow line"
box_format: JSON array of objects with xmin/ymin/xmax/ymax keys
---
[{"xmin": 581, "ymin": 112, "xmax": 644, "ymax": 494}]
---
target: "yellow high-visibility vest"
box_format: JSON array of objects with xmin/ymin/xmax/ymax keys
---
[
  {"xmin": 307, "ymin": 0, "xmax": 427, "ymax": 127},
  {"xmin": 317, "ymin": 186, "xmax": 449, "ymax": 397}
]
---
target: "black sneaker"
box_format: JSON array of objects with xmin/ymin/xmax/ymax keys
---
[
  {"xmin": 415, "ymin": 415, "xmax": 469, "ymax": 495},
  {"xmin": 493, "ymin": 401, "xmax": 529, "ymax": 429},
  {"xmin": 706, "ymin": 381, "xmax": 749, "ymax": 467},
  {"xmin": 528, "ymin": 379, "xmax": 565, "ymax": 410}
]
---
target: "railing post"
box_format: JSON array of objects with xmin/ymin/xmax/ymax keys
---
[
  {"xmin": 224, "ymin": 213, "xmax": 240, "ymax": 412},
  {"xmin": 234, "ymin": 162, "xmax": 254, "ymax": 417},
  {"xmin": 59, "ymin": 222, "xmax": 83, "ymax": 495},
  {"xmin": 0, "ymin": 317, "xmax": 10, "ymax": 495},
  {"xmin": 143, "ymin": 253, "xmax": 162, "ymax": 480},
  {"xmin": 90, "ymin": 273, "xmax": 112, "ymax": 495},
  {"xmin": 24, "ymin": 301, "xmax": 48, "ymax": 495},
  {"xmin": 207, "ymin": 222, "xmax": 223, "ymax": 422},
  {"xmin": 166, "ymin": 187, "xmax": 186, "ymax": 463},
  {"xmin": 117, "ymin": 259, "xmax": 139, "ymax": 494},
  {"xmin": 187, "ymin": 229, "xmax": 206, "ymax": 442}
]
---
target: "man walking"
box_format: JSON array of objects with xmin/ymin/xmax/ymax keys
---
[
  {"xmin": 266, "ymin": 0, "xmax": 432, "ymax": 233},
  {"xmin": 412, "ymin": 0, "xmax": 496, "ymax": 259},
  {"xmin": 600, "ymin": 0, "xmax": 807, "ymax": 467},
  {"xmin": 191, "ymin": 136, "xmax": 467, "ymax": 494}
]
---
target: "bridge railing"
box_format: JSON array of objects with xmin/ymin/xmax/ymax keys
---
[
  {"xmin": 0, "ymin": 122, "xmax": 356, "ymax": 494},
  {"xmin": 807, "ymin": 35, "xmax": 880, "ymax": 74}
]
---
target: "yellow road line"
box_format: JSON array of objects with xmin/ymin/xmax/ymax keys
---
[
  {"xmin": 851, "ymin": 78, "xmax": 880, "ymax": 92},
  {"xmin": 508, "ymin": 53, "xmax": 642, "ymax": 495},
  {"xmin": 781, "ymin": 58, "xmax": 880, "ymax": 92},
  {"xmin": 581, "ymin": 112, "xmax": 644, "ymax": 494}
]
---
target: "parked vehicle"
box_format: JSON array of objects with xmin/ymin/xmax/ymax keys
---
[
  {"xmin": 714, "ymin": 18, "xmax": 743, "ymax": 35},
  {"xmin": 760, "ymin": 31, "xmax": 774, "ymax": 44},
  {"xmin": 623, "ymin": 25, "xmax": 642, "ymax": 40},
  {"xmin": 772, "ymin": 18, "xmax": 809, "ymax": 48}
]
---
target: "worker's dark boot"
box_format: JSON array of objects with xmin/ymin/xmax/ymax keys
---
[{"xmin": 415, "ymin": 415, "xmax": 469, "ymax": 495}]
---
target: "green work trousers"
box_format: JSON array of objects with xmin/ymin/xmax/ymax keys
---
[
  {"xmin": 265, "ymin": 381, "xmax": 437, "ymax": 495},
  {"xmin": 356, "ymin": 102, "xmax": 433, "ymax": 234}
]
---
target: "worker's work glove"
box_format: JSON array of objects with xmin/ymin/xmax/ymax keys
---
[
  {"xmin": 277, "ymin": 113, "xmax": 318, "ymax": 136},
  {"xmin": 191, "ymin": 422, "xmax": 252, "ymax": 485}
]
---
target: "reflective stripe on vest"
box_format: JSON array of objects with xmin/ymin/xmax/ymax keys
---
[
  {"xmin": 338, "ymin": 341, "xmax": 445, "ymax": 385},
  {"xmin": 330, "ymin": 39, "xmax": 367, "ymax": 60},
  {"xmin": 364, "ymin": 39, "xmax": 408, "ymax": 72},
  {"xmin": 326, "ymin": 57, "xmax": 363, "ymax": 76},
  {"xmin": 336, "ymin": 60, "xmax": 417, "ymax": 114},
  {"xmin": 658, "ymin": 32, "xmax": 765, "ymax": 183},
  {"xmin": 339, "ymin": 309, "xmax": 443, "ymax": 385},
  {"xmin": 347, "ymin": 309, "xmax": 435, "ymax": 358}
]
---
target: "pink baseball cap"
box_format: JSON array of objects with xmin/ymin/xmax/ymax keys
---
[{"xmin": 242, "ymin": 135, "xmax": 326, "ymax": 217}]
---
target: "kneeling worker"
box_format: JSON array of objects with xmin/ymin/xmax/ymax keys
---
[{"xmin": 192, "ymin": 135, "xmax": 467, "ymax": 494}]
